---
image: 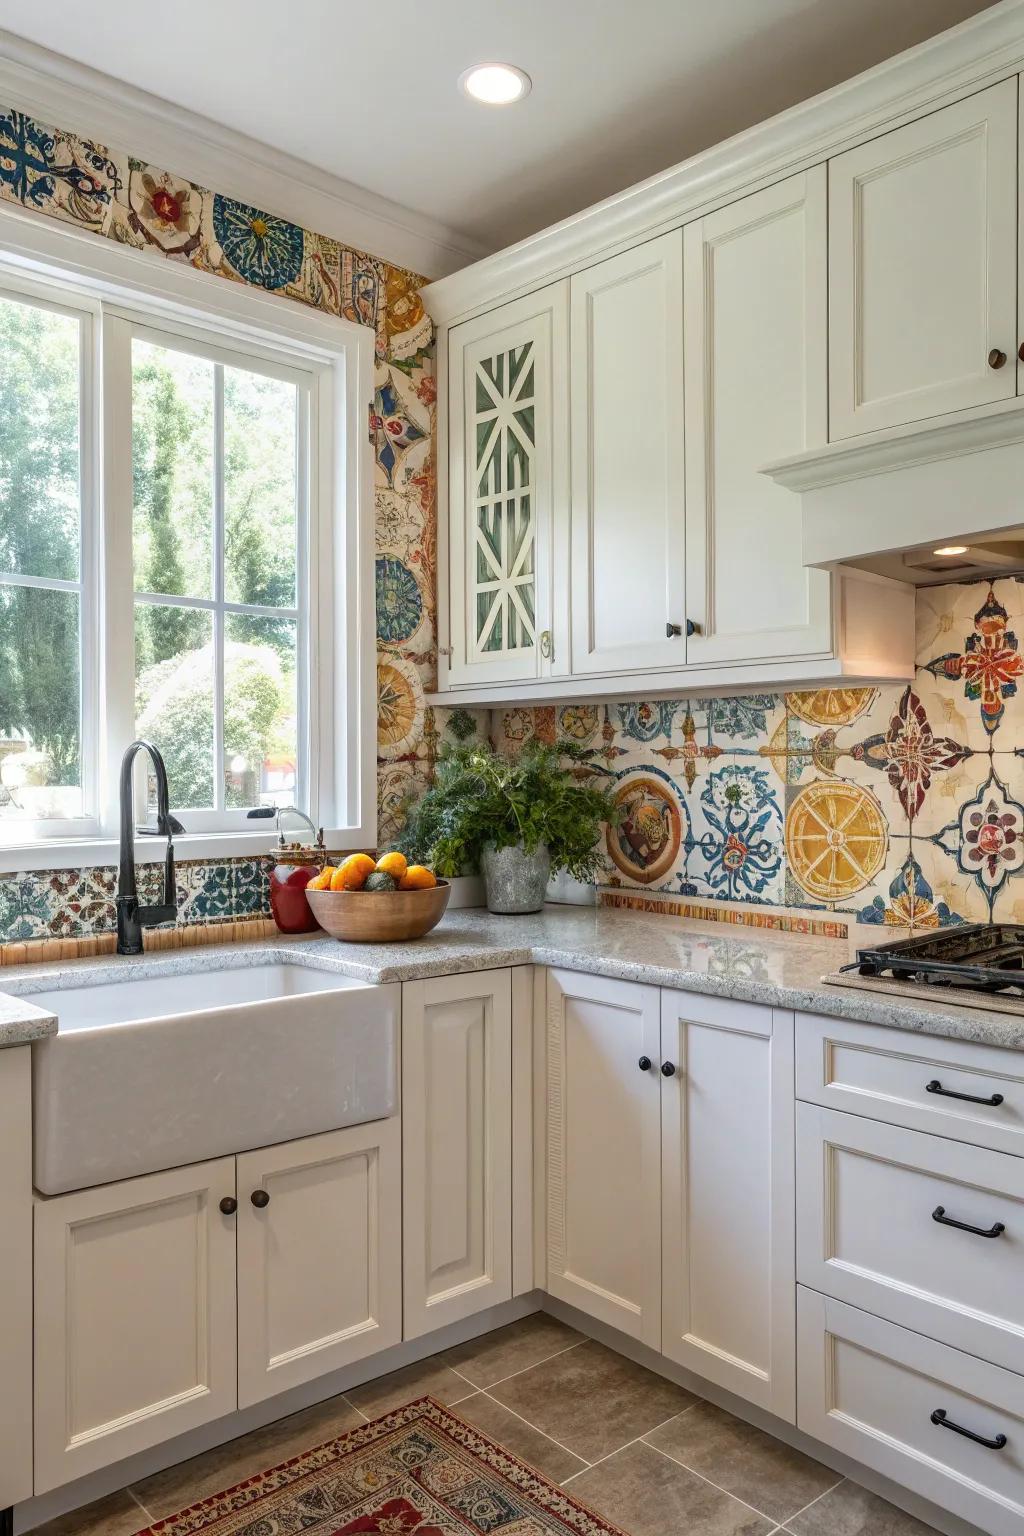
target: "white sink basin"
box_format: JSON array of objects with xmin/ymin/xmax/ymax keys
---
[{"xmin": 31, "ymin": 962, "xmax": 399, "ymax": 1194}]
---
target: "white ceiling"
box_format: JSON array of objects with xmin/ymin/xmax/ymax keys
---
[{"xmin": 0, "ymin": 0, "xmax": 999, "ymax": 254}]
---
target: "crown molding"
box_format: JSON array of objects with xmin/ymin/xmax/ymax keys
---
[
  {"xmin": 424, "ymin": 0, "xmax": 1024, "ymax": 321},
  {"xmin": 0, "ymin": 30, "xmax": 490, "ymax": 278}
]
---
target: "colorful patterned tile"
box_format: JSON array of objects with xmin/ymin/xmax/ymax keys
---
[
  {"xmin": 0, "ymin": 110, "xmax": 123, "ymax": 233},
  {"xmin": 915, "ymin": 578, "xmax": 1024, "ymax": 752},
  {"xmin": 921, "ymin": 752, "xmax": 1024, "ymax": 921},
  {"xmin": 900, "ymin": 836, "xmax": 988, "ymax": 928},
  {"xmin": 231, "ymin": 858, "xmax": 271, "ymax": 917},
  {"xmin": 604, "ymin": 763, "xmax": 687, "ymax": 891},
  {"xmin": 783, "ymin": 774, "xmax": 893, "ymax": 913},
  {"xmin": 683, "ymin": 757, "xmax": 785, "ymax": 906}
]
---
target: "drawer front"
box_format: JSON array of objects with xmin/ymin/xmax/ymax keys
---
[
  {"xmin": 796, "ymin": 1012, "xmax": 1024, "ymax": 1157},
  {"xmin": 797, "ymin": 1288, "xmax": 1024, "ymax": 1536},
  {"xmin": 797, "ymin": 1104, "xmax": 1024, "ymax": 1374}
]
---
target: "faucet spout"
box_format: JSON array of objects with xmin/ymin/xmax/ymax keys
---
[{"xmin": 116, "ymin": 740, "xmax": 179, "ymax": 955}]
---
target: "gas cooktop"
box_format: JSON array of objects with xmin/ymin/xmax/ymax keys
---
[{"xmin": 849, "ymin": 924, "xmax": 1024, "ymax": 996}]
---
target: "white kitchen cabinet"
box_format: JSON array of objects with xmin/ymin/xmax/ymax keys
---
[
  {"xmin": 0, "ymin": 1048, "xmax": 32, "ymax": 1511},
  {"xmin": 544, "ymin": 969, "xmax": 662, "ymax": 1346},
  {"xmin": 569, "ymin": 233, "xmax": 687, "ymax": 675},
  {"xmin": 829, "ymin": 79, "xmax": 1018, "ymax": 439},
  {"xmin": 660, "ymin": 991, "xmax": 795, "ymax": 1419},
  {"xmin": 402, "ymin": 969, "xmax": 514, "ymax": 1337},
  {"xmin": 236, "ymin": 1121, "xmax": 401, "ymax": 1408},
  {"xmin": 445, "ymin": 284, "xmax": 568, "ymax": 687},
  {"xmin": 683, "ymin": 169, "xmax": 832, "ymax": 666},
  {"xmin": 34, "ymin": 1158, "xmax": 238, "ymax": 1492}
]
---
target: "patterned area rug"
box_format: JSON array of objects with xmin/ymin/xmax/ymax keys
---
[{"xmin": 142, "ymin": 1397, "xmax": 626, "ymax": 1536}]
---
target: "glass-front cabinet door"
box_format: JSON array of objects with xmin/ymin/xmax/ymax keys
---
[{"xmin": 444, "ymin": 282, "xmax": 567, "ymax": 687}]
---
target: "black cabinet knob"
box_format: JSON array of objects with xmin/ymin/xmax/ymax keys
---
[
  {"xmin": 638, "ymin": 1055, "xmax": 652, "ymax": 1072},
  {"xmin": 685, "ymin": 619, "xmax": 701, "ymax": 637},
  {"xmin": 661, "ymin": 1061, "xmax": 676, "ymax": 1077},
  {"xmin": 251, "ymin": 1188, "xmax": 270, "ymax": 1209},
  {"xmin": 219, "ymin": 1196, "xmax": 237, "ymax": 1215},
  {"xmin": 988, "ymin": 347, "xmax": 1008, "ymax": 369},
  {"xmin": 665, "ymin": 622, "xmax": 682, "ymax": 638}
]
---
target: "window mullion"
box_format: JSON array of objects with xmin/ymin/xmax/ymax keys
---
[
  {"xmin": 213, "ymin": 362, "xmax": 225, "ymax": 815},
  {"xmin": 98, "ymin": 312, "xmax": 137, "ymax": 837}
]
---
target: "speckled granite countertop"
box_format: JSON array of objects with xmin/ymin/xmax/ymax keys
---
[{"xmin": 2, "ymin": 905, "xmax": 1023, "ymax": 1053}]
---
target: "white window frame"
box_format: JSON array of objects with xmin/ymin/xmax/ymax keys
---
[{"xmin": 0, "ymin": 198, "xmax": 377, "ymax": 873}]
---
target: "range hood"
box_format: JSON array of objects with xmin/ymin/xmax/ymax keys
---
[{"xmin": 761, "ymin": 398, "xmax": 1024, "ymax": 584}]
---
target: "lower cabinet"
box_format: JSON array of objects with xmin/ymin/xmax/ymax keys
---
[
  {"xmin": 34, "ymin": 1157, "xmax": 239, "ymax": 1492},
  {"xmin": 402, "ymin": 969, "xmax": 514, "ymax": 1338},
  {"xmin": 543, "ymin": 971, "xmax": 795, "ymax": 1418},
  {"xmin": 34, "ymin": 1121, "xmax": 401, "ymax": 1492},
  {"xmin": 236, "ymin": 1121, "xmax": 401, "ymax": 1408}
]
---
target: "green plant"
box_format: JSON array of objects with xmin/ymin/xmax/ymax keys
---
[{"xmin": 399, "ymin": 740, "xmax": 620, "ymax": 882}]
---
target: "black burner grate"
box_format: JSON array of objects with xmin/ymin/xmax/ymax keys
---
[{"xmin": 850, "ymin": 924, "xmax": 1024, "ymax": 995}]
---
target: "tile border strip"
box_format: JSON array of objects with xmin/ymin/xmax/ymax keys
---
[{"xmin": 597, "ymin": 889, "xmax": 849, "ymax": 939}]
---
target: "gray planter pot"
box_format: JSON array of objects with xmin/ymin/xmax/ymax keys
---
[{"xmin": 481, "ymin": 841, "xmax": 551, "ymax": 914}]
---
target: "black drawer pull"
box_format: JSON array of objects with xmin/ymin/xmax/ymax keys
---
[
  {"xmin": 931, "ymin": 1408, "xmax": 1007, "ymax": 1450},
  {"xmin": 926, "ymin": 1079, "xmax": 1004, "ymax": 1107},
  {"xmin": 932, "ymin": 1205, "xmax": 1005, "ymax": 1239}
]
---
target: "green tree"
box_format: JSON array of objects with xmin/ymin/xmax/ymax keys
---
[
  {"xmin": 131, "ymin": 355, "xmax": 207, "ymax": 668},
  {"xmin": 136, "ymin": 641, "xmax": 289, "ymax": 810},
  {"xmin": 0, "ymin": 298, "xmax": 82, "ymax": 783}
]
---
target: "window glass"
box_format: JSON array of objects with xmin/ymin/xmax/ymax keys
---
[
  {"xmin": 0, "ymin": 294, "xmax": 84, "ymax": 829},
  {"xmin": 131, "ymin": 336, "xmax": 304, "ymax": 818}
]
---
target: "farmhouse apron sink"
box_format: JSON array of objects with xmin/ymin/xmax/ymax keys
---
[{"xmin": 30, "ymin": 962, "xmax": 398, "ymax": 1194}]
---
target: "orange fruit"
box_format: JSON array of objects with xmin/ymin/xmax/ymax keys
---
[
  {"xmin": 399, "ymin": 864, "xmax": 437, "ymax": 890},
  {"xmin": 307, "ymin": 868, "xmax": 332, "ymax": 890},
  {"xmin": 376, "ymin": 850, "xmax": 408, "ymax": 882},
  {"xmin": 330, "ymin": 853, "xmax": 376, "ymax": 891}
]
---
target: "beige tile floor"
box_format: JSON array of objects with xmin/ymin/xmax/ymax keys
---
[{"xmin": 33, "ymin": 1314, "xmax": 943, "ymax": 1536}]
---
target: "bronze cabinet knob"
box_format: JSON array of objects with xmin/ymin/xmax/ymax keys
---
[
  {"xmin": 219, "ymin": 1196, "xmax": 237, "ymax": 1215},
  {"xmin": 251, "ymin": 1188, "xmax": 270, "ymax": 1209},
  {"xmin": 1018, "ymin": 342, "xmax": 1024, "ymax": 363},
  {"xmin": 988, "ymin": 348, "xmax": 1008, "ymax": 369}
]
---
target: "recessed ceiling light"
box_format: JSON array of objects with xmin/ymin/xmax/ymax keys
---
[
  {"xmin": 933, "ymin": 545, "xmax": 969, "ymax": 557},
  {"xmin": 459, "ymin": 63, "xmax": 532, "ymax": 106}
]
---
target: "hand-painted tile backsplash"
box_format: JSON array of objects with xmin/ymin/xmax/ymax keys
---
[{"xmin": 494, "ymin": 578, "xmax": 1024, "ymax": 930}]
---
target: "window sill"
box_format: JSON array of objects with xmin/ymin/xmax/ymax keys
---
[{"xmin": 0, "ymin": 829, "xmax": 365, "ymax": 876}]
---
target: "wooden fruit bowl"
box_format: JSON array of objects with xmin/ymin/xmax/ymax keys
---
[{"xmin": 306, "ymin": 879, "xmax": 451, "ymax": 942}]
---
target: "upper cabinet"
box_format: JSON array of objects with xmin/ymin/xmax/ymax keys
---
[
  {"xmin": 828, "ymin": 80, "xmax": 1018, "ymax": 439},
  {"xmin": 445, "ymin": 284, "xmax": 568, "ymax": 687},
  {"xmin": 683, "ymin": 169, "xmax": 831, "ymax": 665},
  {"xmin": 569, "ymin": 234, "xmax": 687, "ymax": 675}
]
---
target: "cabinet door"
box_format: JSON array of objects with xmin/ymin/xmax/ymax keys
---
[
  {"xmin": 403, "ymin": 970, "xmax": 513, "ymax": 1337},
  {"xmin": 684, "ymin": 170, "xmax": 832, "ymax": 665},
  {"xmin": 661, "ymin": 992, "xmax": 795, "ymax": 1419},
  {"xmin": 447, "ymin": 284, "xmax": 568, "ymax": 686},
  {"xmin": 34, "ymin": 1159, "xmax": 237, "ymax": 1492},
  {"xmin": 545, "ymin": 969, "xmax": 662, "ymax": 1346},
  {"xmin": 237, "ymin": 1122, "xmax": 401, "ymax": 1409},
  {"xmin": 829, "ymin": 80, "xmax": 1017, "ymax": 439},
  {"xmin": 0, "ymin": 1049, "xmax": 31, "ymax": 1509},
  {"xmin": 570, "ymin": 233, "xmax": 686, "ymax": 674}
]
